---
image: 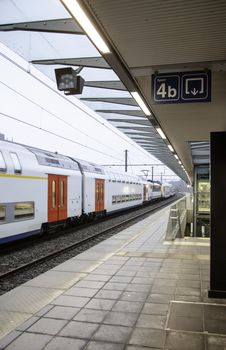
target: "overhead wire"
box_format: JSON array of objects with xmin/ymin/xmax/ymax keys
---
[
  {"xmin": 0, "ymin": 111, "xmax": 124, "ymax": 161},
  {"xmin": 1, "ymin": 1, "xmax": 182, "ymax": 179},
  {"xmin": 0, "ymin": 33, "xmax": 159, "ymax": 168},
  {"xmin": 0, "ymin": 47, "xmax": 157, "ymax": 167},
  {"xmin": 0, "ymin": 80, "xmax": 124, "ymax": 160},
  {"xmin": 0, "ymin": 0, "xmax": 163, "ymax": 168}
]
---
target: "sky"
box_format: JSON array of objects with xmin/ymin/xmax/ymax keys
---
[{"xmin": 0, "ymin": 0, "xmax": 180, "ymax": 182}]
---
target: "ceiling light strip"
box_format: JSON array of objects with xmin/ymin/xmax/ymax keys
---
[
  {"xmin": 156, "ymin": 127, "xmax": 166, "ymax": 140},
  {"xmin": 167, "ymin": 144, "xmax": 174, "ymax": 152},
  {"xmin": 130, "ymin": 92, "xmax": 151, "ymax": 116},
  {"xmin": 61, "ymin": 0, "xmax": 111, "ymax": 54}
]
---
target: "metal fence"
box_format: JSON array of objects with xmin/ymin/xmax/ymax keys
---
[{"xmin": 165, "ymin": 194, "xmax": 191, "ymax": 241}]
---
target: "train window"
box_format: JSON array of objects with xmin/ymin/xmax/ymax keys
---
[
  {"xmin": 0, "ymin": 205, "xmax": 6, "ymax": 222},
  {"xmin": 96, "ymin": 183, "xmax": 100, "ymax": 201},
  {"xmin": 112, "ymin": 196, "xmax": 116, "ymax": 204},
  {"xmin": 52, "ymin": 180, "xmax": 56, "ymax": 208},
  {"xmin": 0, "ymin": 152, "xmax": 6, "ymax": 172},
  {"xmin": 126, "ymin": 195, "xmax": 129, "ymax": 201},
  {"xmin": 100, "ymin": 183, "xmax": 104, "ymax": 201},
  {"xmin": 10, "ymin": 153, "xmax": 21, "ymax": 174},
  {"xmin": 116, "ymin": 195, "xmax": 121, "ymax": 203},
  {"xmin": 14, "ymin": 202, "xmax": 34, "ymax": 220},
  {"xmin": 60, "ymin": 180, "xmax": 64, "ymax": 207},
  {"xmin": 122, "ymin": 195, "xmax": 126, "ymax": 202}
]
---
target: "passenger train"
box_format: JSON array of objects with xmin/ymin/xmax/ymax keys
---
[{"xmin": 0, "ymin": 140, "xmax": 175, "ymax": 244}]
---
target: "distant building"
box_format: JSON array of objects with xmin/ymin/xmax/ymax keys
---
[{"xmin": 0, "ymin": 133, "xmax": 5, "ymax": 140}]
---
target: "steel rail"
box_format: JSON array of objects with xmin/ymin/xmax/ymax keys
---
[{"xmin": 0, "ymin": 195, "xmax": 181, "ymax": 280}]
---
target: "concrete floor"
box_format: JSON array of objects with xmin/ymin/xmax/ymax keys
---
[{"xmin": 0, "ymin": 205, "xmax": 225, "ymax": 349}]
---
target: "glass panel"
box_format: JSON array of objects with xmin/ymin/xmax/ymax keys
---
[
  {"xmin": 0, "ymin": 205, "xmax": 6, "ymax": 222},
  {"xmin": 52, "ymin": 180, "xmax": 56, "ymax": 208},
  {"xmin": 0, "ymin": 152, "xmax": 6, "ymax": 172},
  {"xmin": 14, "ymin": 202, "xmax": 34, "ymax": 219},
  {"xmin": 96, "ymin": 183, "xmax": 99, "ymax": 201},
  {"xmin": 116, "ymin": 195, "xmax": 121, "ymax": 203},
  {"xmin": 197, "ymin": 180, "xmax": 210, "ymax": 213},
  {"xmin": 10, "ymin": 152, "xmax": 21, "ymax": 173},
  {"xmin": 101, "ymin": 183, "xmax": 104, "ymax": 201},
  {"xmin": 60, "ymin": 180, "xmax": 64, "ymax": 207}
]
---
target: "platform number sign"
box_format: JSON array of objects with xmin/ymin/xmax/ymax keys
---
[{"xmin": 152, "ymin": 71, "xmax": 211, "ymax": 104}]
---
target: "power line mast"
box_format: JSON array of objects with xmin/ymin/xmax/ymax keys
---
[
  {"xmin": 141, "ymin": 169, "xmax": 150, "ymax": 180},
  {"xmin": 124, "ymin": 149, "xmax": 128, "ymax": 172}
]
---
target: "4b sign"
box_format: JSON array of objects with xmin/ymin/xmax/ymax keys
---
[
  {"xmin": 155, "ymin": 75, "xmax": 180, "ymax": 101},
  {"xmin": 152, "ymin": 71, "xmax": 211, "ymax": 104}
]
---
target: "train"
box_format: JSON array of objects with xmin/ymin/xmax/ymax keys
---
[{"xmin": 0, "ymin": 139, "xmax": 175, "ymax": 244}]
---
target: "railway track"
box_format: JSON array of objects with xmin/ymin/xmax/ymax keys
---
[{"xmin": 0, "ymin": 195, "xmax": 182, "ymax": 292}]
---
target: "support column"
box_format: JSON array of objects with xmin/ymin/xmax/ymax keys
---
[
  {"xmin": 209, "ymin": 131, "xmax": 226, "ymax": 298},
  {"xmin": 124, "ymin": 149, "xmax": 128, "ymax": 172}
]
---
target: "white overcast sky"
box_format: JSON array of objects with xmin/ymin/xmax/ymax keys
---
[{"xmin": 0, "ymin": 0, "xmax": 180, "ymax": 182}]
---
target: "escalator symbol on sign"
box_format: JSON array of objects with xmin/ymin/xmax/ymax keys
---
[
  {"xmin": 185, "ymin": 78, "xmax": 204, "ymax": 95},
  {"xmin": 182, "ymin": 74, "xmax": 208, "ymax": 100}
]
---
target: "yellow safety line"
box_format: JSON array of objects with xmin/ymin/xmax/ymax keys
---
[{"xmin": 0, "ymin": 173, "xmax": 47, "ymax": 180}]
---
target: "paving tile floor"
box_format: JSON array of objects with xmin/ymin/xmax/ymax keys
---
[{"xmin": 1, "ymin": 205, "xmax": 226, "ymax": 349}]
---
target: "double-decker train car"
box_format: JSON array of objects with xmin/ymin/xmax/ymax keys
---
[
  {"xmin": 161, "ymin": 182, "xmax": 175, "ymax": 198},
  {"xmin": 0, "ymin": 140, "xmax": 174, "ymax": 244}
]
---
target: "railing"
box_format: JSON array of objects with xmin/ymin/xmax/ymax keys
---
[{"xmin": 165, "ymin": 194, "xmax": 192, "ymax": 241}]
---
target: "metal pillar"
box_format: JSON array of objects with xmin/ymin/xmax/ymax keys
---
[
  {"xmin": 209, "ymin": 131, "xmax": 226, "ymax": 298},
  {"xmin": 125, "ymin": 150, "xmax": 128, "ymax": 172}
]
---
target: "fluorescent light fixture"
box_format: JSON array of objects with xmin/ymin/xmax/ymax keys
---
[
  {"xmin": 168, "ymin": 144, "xmax": 174, "ymax": 152},
  {"xmin": 178, "ymin": 160, "xmax": 182, "ymax": 165},
  {"xmin": 174, "ymin": 154, "xmax": 179, "ymax": 160},
  {"xmin": 156, "ymin": 127, "xmax": 166, "ymax": 139},
  {"xmin": 61, "ymin": 0, "xmax": 111, "ymax": 54},
  {"xmin": 130, "ymin": 92, "xmax": 151, "ymax": 116}
]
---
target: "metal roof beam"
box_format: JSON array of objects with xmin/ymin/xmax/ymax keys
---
[
  {"xmin": 136, "ymin": 141, "xmax": 166, "ymax": 146},
  {"xmin": 0, "ymin": 18, "xmax": 83, "ymax": 34},
  {"xmin": 130, "ymin": 136, "xmax": 158, "ymax": 140},
  {"xmin": 124, "ymin": 131, "xmax": 152, "ymax": 136},
  {"xmin": 31, "ymin": 57, "xmax": 110, "ymax": 69},
  {"xmin": 117, "ymin": 126, "xmax": 158, "ymax": 134},
  {"xmin": 96, "ymin": 110, "xmax": 146, "ymax": 117},
  {"xmin": 84, "ymin": 81, "xmax": 126, "ymax": 90},
  {"xmin": 108, "ymin": 119, "xmax": 151, "ymax": 126},
  {"xmin": 80, "ymin": 97, "xmax": 137, "ymax": 106}
]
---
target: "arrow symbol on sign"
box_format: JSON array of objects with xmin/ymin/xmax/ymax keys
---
[
  {"xmin": 185, "ymin": 77, "xmax": 204, "ymax": 95},
  {"xmin": 191, "ymin": 88, "xmax": 199, "ymax": 95}
]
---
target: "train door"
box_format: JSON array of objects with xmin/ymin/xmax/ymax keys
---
[
  {"xmin": 143, "ymin": 184, "xmax": 148, "ymax": 202},
  {"xmin": 48, "ymin": 174, "xmax": 67, "ymax": 222},
  {"xmin": 95, "ymin": 179, "xmax": 105, "ymax": 212}
]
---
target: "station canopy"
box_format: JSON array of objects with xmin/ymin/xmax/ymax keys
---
[{"xmin": 0, "ymin": 0, "xmax": 192, "ymax": 182}]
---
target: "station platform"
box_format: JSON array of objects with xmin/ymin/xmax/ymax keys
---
[{"xmin": 0, "ymin": 204, "xmax": 226, "ymax": 350}]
